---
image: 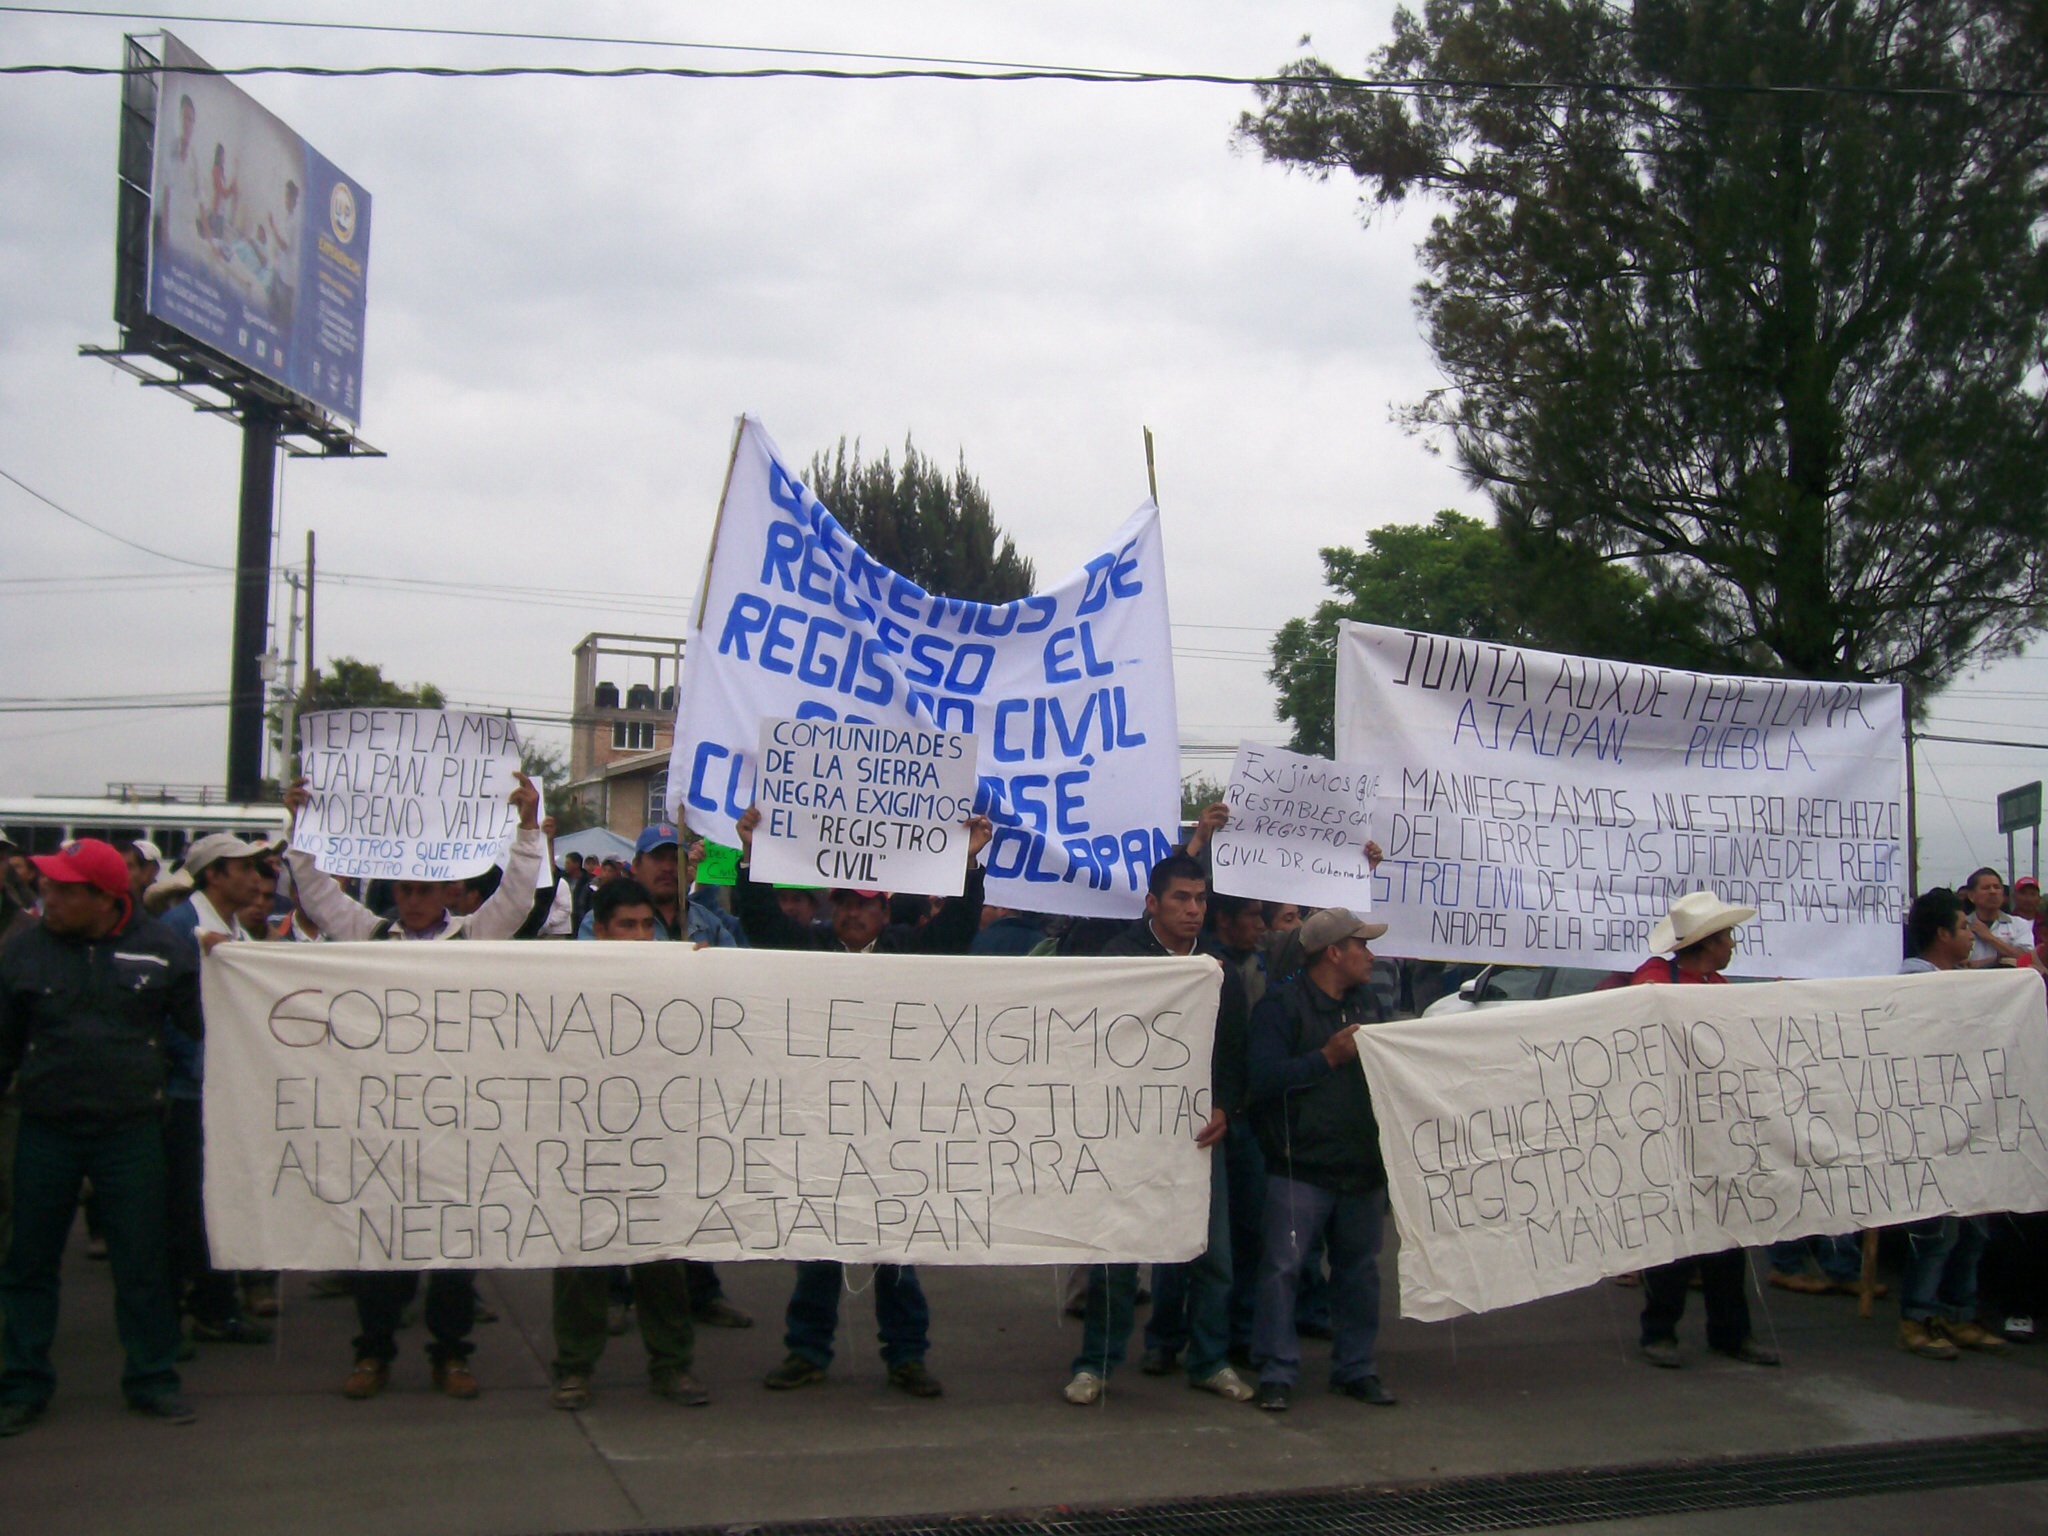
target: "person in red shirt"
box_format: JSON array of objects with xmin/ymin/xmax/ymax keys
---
[{"xmin": 1629, "ymin": 893, "xmax": 1780, "ymax": 1370}]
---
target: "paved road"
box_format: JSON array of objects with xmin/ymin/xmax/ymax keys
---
[{"xmin": 9, "ymin": 1228, "xmax": 2047, "ymax": 1535}]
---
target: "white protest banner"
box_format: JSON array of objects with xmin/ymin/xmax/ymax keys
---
[
  {"xmin": 202, "ymin": 942, "xmax": 1221, "ymax": 1269},
  {"xmin": 1335, "ymin": 623, "xmax": 1905, "ymax": 977},
  {"xmin": 1355, "ymin": 969, "xmax": 2048, "ymax": 1321},
  {"xmin": 292, "ymin": 709, "xmax": 526, "ymax": 882},
  {"xmin": 668, "ymin": 417, "xmax": 1181, "ymax": 918},
  {"xmin": 1209, "ymin": 742, "xmax": 1378, "ymax": 910},
  {"xmin": 751, "ymin": 717, "xmax": 979, "ymax": 896}
]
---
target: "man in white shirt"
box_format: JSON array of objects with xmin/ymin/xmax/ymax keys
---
[
  {"xmin": 1962, "ymin": 868, "xmax": 2035, "ymax": 968},
  {"xmin": 280, "ymin": 772, "xmax": 543, "ymax": 1400}
]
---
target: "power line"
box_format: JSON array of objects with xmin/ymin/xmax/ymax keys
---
[
  {"xmin": 0, "ymin": 5, "xmax": 1155, "ymax": 77},
  {"xmin": 2, "ymin": 55, "xmax": 2044, "ymax": 102},
  {"xmin": 0, "ymin": 467, "xmax": 232, "ymax": 571}
]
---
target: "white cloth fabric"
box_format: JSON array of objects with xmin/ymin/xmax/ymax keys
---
[{"xmin": 284, "ymin": 826, "xmax": 545, "ymax": 942}]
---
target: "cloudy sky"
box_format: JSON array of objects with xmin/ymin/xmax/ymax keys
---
[{"xmin": 1, "ymin": 2, "xmax": 2041, "ymax": 885}]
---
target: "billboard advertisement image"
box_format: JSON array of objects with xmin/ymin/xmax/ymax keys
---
[{"xmin": 145, "ymin": 32, "xmax": 371, "ymax": 423}]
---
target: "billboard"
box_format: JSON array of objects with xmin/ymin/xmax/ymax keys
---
[{"xmin": 144, "ymin": 32, "xmax": 371, "ymax": 424}]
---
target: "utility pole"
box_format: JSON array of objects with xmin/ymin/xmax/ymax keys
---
[
  {"xmin": 304, "ymin": 529, "xmax": 316, "ymax": 686},
  {"xmin": 227, "ymin": 405, "xmax": 280, "ymax": 801},
  {"xmin": 276, "ymin": 570, "xmax": 304, "ymax": 784}
]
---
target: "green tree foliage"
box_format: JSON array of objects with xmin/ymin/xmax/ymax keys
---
[
  {"xmin": 518, "ymin": 740, "xmax": 597, "ymax": 835},
  {"xmin": 805, "ymin": 438, "xmax": 1036, "ymax": 603},
  {"xmin": 1269, "ymin": 512, "xmax": 1717, "ymax": 755},
  {"xmin": 1241, "ymin": 1, "xmax": 2048, "ymax": 690},
  {"xmin": 295, "ymin": 657, "xmax": 446, "ymax": 714},
  {"xmin": 1181, "ymin": 772, "xmax": 1229, "ymax": 822}
]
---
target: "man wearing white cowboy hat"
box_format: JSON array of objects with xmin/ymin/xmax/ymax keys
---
[{"xmin": 1629, "ymin": 890, "xmax": 1779, "ymax": 1369}]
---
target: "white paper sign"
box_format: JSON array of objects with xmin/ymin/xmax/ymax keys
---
[
  {"xmin": 1354, "ymin": 969, "xmax": 2048, "ymax": 1321},
  {"xmin": 202, "ymin": 942, "xmax": 1222, "ymax": 1269},
  {"xmin": 668, "ymin": 417, "xmax": 1182, "ymax": 918},
  {"xmin": 1210, "ymin": 742, "xmax": 1378, "ymax": 910},
  {"xmin": 750, "ymin": 717, "xmax": 979, "ymax": 896},
  {"xmin": 1335, "ymin": 623, "xmax": 1906, "ymax": 978},
  {"xmin": 292, "ymin": 709, "xmax": 525, "ymax": 881}
]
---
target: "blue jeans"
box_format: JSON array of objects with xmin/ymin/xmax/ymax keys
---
[
  {"xmin": 1, "ymin": 1117, "xmax": 181, "ymax": 1408},
  {"xmin": 1900, "ymin": 1215, "xmax": 1989, "ymax": 1324},
  {"xmin": 1251, "ymin": 1176, "xmax": 1385, "ymax": 1389},
  {"xmin": 1767, "ymin": 1233, "xmax": 1860, "ymax": 1282},
  {"xmin": 784, "ymin": 1261, "xmax": 928, "ymax": 1368},
  {"xmin": 1093, "ymin": 1154, "xmax": 1233, "ymax": 1378},
  {"xmin": 1146, "ymin": 1130, "xmax": 1253, "ymax": 1368}
]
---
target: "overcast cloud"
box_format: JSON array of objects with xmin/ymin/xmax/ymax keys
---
[{"xmin": 0, "ymin": 3, "xmax": 2039, "ymax": 885}]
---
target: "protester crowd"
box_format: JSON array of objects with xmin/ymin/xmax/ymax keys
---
[{"xmin": 0, "ymin": 793, "xmax": 2042, "ymax": 1435}]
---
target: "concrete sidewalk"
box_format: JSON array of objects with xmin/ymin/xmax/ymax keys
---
[{"xmin": 7, "ymin": 1227, "xmax": 2046, "ymax": 1536}]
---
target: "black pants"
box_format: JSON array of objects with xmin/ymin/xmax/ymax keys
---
[
  {"xmin": 352, "ymin": 1270, "xmax": 475, "ymax": 1364},
  {"xmin": 619, "ymin": 1261, "xmax": 721, "ymax": 1308},
  {"xmin": 163, "ymin": 1098, "xmax": 238, "ymax": 1328},
  {"xmin": 1641, "ymin": 1248, "xmax": 1750, "ymax": 1351}
]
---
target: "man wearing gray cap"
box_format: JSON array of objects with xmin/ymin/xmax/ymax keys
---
[
  {"xmin": 158, "ymin": 833, "xmax": 271, "ymax": 1346},
  {"xmin": 1245, "ymin": 906, "xmax": 1394, "ymax": 1411}
]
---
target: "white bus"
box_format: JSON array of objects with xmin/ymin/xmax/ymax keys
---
[{"xmin": 0, "ymin": 791, "xmax": 289, "ymax": 861}]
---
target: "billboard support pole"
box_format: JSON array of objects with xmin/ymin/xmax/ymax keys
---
[{"xmin": 227, "ymin": 404, "xmax": 279, "ymax": 801}]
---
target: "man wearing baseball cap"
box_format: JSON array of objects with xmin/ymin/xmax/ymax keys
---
[
  {"xmin": 0, "ymin": 839, "xmax": 201, "ymax": 1433},
  {"xmin": 1629, "ymin": 891, "xmax": 1779, "ymax": 1369},
  {"xmin": 1245, "ymin": 906, "xmax": 1395, "ymax": 1412},
  {"xmin": 158, "ymin": 833, "xmax": 271, "ymax": 1349},
  {"xmin": 731, "ymin": 802, "xmax": 993, "ymax": 1399}
]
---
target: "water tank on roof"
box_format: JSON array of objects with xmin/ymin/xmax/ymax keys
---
[
  {"xmin": 660, "ymin": 685, "xmax": 676, "ymax": 712},
  {"xmin": 593, "ymin": 681, "xmax": 619, "ymax": 710},
  {"xmin": 625, "ymin": 684, "xmax": 658, "ymax": 711}
]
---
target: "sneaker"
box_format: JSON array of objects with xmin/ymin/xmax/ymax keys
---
[
  {"xmin": 432, "ymin": 1359, "xmax": 480, "ymax": 1399},
  {"xmin": 190, "ymin": 1317, "xmax": 271, "ymax": 1345},
  {"xmin": 650, "ymin": 1372, "xmax": 711, "ymax": 1407},
  {"xmin": 1139, "ymin": 1346, "xmax": 1179, "ymax": 1376},
  {"xmin": 1191, "ymin": 1365, "xmax": 1254, "ymax": 1402},
  {"xmin": 1255, "ymin": 1381, "xmax": 1291, "ymax": 1412},
  {"xmin": 342, "ymin": 1358, "xmax": 389, "ymax": 1399},
  {"xmin": 693, "ymin": 1296, "xmax": 754, "ymax": 1329},
  {"xmin": 1717, "ymin": 1339, "xmax": 1781, "ymax": 1367},
  {"xmin": 550, "ymin": 1374, "xmax": 592, "ymax": 1411},
  {"xmin": 0, "ymin": 1402, "xmax": 44, "ymax": 1437},
  {"xmin": 1641, "ymin": 1338, "xmax": 1682, "ymax": 1369},
  {"xmin": 606, "ymin": 1301, "xmax": 633, "ymax": 1337},
  {"xmin": 1937, "ymin": 1318, "xmax": 2011, "ymax": 1352},
  {"xmin": 1333, "ymin": 1374, "xmax": 1397, "ymax": 1406},
  {"xmin": 1899, "ymin": 1319, "xmax": 1959, "ymax": 1360},
  {"xmin": 1766, "ymin": 1269, "xmax": 1832, "ymax": 1294},
  {"xmin": 2000, "ymin": 1315, "xmax": 2036, "ymax": 1344},
  {"xmin": 888, "ymin": 1359, "xmax": 944, "ymax": 1398},
  {"xmin": 763, "ymin": 1354, "xmax": 827, "ymax": 1391},
  {"xmin": 1063, "ymin": 1369, "xmax": 1105, "ymax": 1405},
  {"xmin": 129, "ymin": 1393, "xmax": 197, "ymax": 1425}
]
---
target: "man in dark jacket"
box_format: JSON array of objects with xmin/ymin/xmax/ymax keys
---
[
  {"xmin": 731, "ymin": 803, "xmax": 992, "ymax": 1399},
  {"xmin": 1245, "ymin": 906, "xmax": 1394, "ymax": 1412},
  {"xmin": 0, "ymin": 839, "xmax": 200, "ymax": 1433},
  {"xmin": 1065, "ymin": 853, "xmax": 1251, "ymax": 1406}
]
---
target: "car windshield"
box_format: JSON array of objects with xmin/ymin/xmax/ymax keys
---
[
  {"xmin": 1478, "ymin": 967, "xmax": 1544, "ymax": 1003},
  {"xmin": 1547, "ymin": 967, "xmax": 1621, "ymax": 998}
]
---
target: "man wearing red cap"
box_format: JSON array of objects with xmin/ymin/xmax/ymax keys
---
[{"xmin": 0, "ymin": 839, "xmax": 202, "ymax": 1433}]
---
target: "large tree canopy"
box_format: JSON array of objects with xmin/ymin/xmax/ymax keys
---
[
  {"xmin": 805, "ymin": 438, "xmax": 1036, "ymax": 604},
  {"xmin": 1269, "ymin": 511, "xmax": 1716, "ymax": 754},
  {"xmin": 1241, "ymin": 0, "xmax": 2048, "ymax": 691}
]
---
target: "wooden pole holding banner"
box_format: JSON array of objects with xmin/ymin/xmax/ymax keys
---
[
  {"xmin": 693, "ymin": 415, "xmax": 749, "ymax": 632},
  {"xmin": 1143, "ymin": 426, "xmax": 1158, "ymax": 503},
  {"xmin": 1859, "ymin": 680, "xmax": 1914, "ymax": 1318}
]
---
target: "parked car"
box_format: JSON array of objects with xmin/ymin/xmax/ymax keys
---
[{"xmin": 1421, "ymin": 963, "xmax": 1625, "ymax": 1016}]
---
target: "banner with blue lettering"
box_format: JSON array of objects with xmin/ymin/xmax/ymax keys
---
[
  {"xmin": 669, "ymin": 418, "xmax": 1181, "ymax": 918},
  {"xmin": 1335, "ymin": 622, "xmax": 1906, "ymax": 978}
]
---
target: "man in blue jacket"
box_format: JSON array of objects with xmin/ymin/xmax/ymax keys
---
[{"xmin": 0, "ymin": 839, "xmax": 201, "ymax": 1433}]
